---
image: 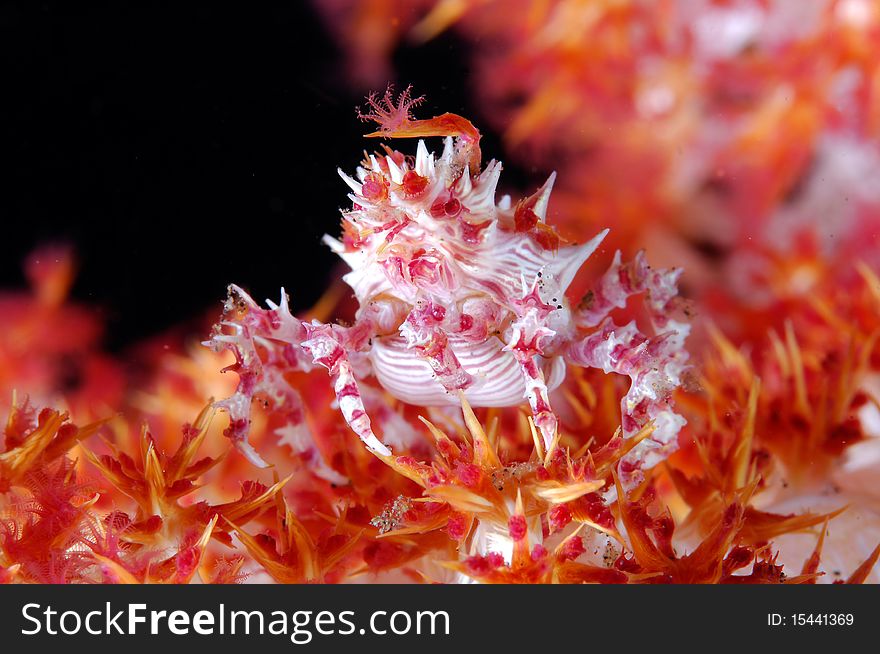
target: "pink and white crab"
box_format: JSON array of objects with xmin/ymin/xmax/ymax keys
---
[{"xmin": 206, "ymin": 87, "xmax": 690, "ymax": 484}]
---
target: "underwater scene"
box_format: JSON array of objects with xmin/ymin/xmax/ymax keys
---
[{"xmin": 1, "ymin": 1, "xmax": 879, "ymax": 584}]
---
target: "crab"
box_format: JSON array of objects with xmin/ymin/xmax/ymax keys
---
[{"xmin": 205, "ymin": 87, "xmax": 690, "ymax": 485}]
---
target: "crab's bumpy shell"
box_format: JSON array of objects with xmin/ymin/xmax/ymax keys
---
[
  {"xmin": 206, "ymin": 115, "xmax": 688, "ymax": 480},
  {"xmin": 329, "ymin": 137, "xmax": 606, "ymax": 407}
]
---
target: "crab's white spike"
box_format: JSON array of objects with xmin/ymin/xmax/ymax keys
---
[
  {"xmin": 369, "ymin": 154, "xmax": 381, "ymax": 172},
  {"xmin": 441, "ymin": 136, "xmax": 455, "ymax": 163},
  {"xmin": 337, "ymin": 248, "xmax": 367, "ymax": 274},
  {"xmin": 548, "ymin": 228, "xmax": 610, "ymax": 294},
  {"xmin": 498, "ymin": 194, "xmax": 512, "ymax": 210},
  {"xmin": 534, "ymin": 172, "xmax": 557, "ymax": 222},
  {"xmin": 355, "ymin": 165, "xmax": 369, "ymax": 182},
  {"xmin": 481, "ymin": 160, "xmax": 502, "ymax": 198},
  {"xmin": 265, "ymin": 288, "xmax": 291, "ymax": 313},
  {"xmin": 237, "ymin": 440, "xmax": 270, "ymax": 468},
  {"xmin": 415, "ymin": 140, "xmax": 432, "ymax": 176},
  {"xmin": 386, "ymin": 156, "xmax": 404, "ymax": 184},
  {"xmin": 322, "ymin": 234, "xmax": 345, "ymax": 253},
  {"xmin": 325, "ymin": 233, "xmax": 369, "ymax": 278},
  {"xmin": 465, "ymin": 160, "xmax": 503, "ymax": 215},
  {"xmin": 279, "ymin": 289, "xmax": 293, "ymax": 317},
  {"xmin": 459, "ymin": 165, "xmax": 473, "ymax": 195},
  {"xmin": 338, "ymin": 168, "xmax": 363, "ymax": 194}
]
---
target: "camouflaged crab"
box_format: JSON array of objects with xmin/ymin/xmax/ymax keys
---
[{"xmin": 206, "ymin": 87, "xmax": 690, "ymax": 485}]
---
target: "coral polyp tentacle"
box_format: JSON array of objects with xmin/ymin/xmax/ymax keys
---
[
  {"xmin": 360, "ymin": 85, "xmax": 482, "ymax": 171},
  {"xmin": 400, "ymin": 299, "xmax": 474, "ymax": 392}
]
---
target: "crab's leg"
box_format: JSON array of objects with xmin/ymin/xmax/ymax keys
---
[
  {"xmin": 399, "ymin": 299, "xmax": 474, "ymax": 392},
  {"xmin": 507, "ymin": 338, "xmax": 558, "ymax": 451},
  {"xmin": 566, "ymin": 252, "xmax": 690, "ymax": 485},
  {"xmin": 204, "ymin": 285, "xmax": 313, "ymax": 467},
  {"xmin": 504, "ymin": 278, "xmax": 560, "ymax": 450},
  {"xmin": 574, "ymin": 250, "xmax": 684, "ymax": 331},
  {"xmin": 566, "ymin": 319, "xmax": 685, "ymax": 439},
  {"xmin": 301, "ymin": 320, "xmax": 392, "ymax": 457}
]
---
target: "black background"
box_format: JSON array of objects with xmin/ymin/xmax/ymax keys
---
[{"xmin": 0, "ymin": 2, "xmax": 524, "ymax": 349}]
